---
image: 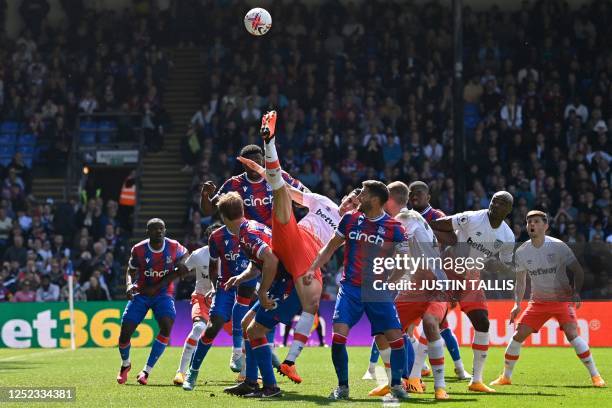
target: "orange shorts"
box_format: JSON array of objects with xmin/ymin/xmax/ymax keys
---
[
  {"xmin": 191, "ymin": 293, "xmax": 211, "ymax": 321},
  {"xmin": 517, "ymin": 301, "xmax": 577, "ymax": 332},
  {"xmin": 272, "ymin": 211, "xmax": 322, "ymax": 283},
  {"xmin": 395, "ymin": 301, "xmax": 448, "ymax": 332}
]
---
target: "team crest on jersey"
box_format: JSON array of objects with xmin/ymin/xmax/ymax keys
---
[
  {"xmin": 145, "ymin": 257, "xmax": 150, "ymax": 263},
  {"xmin": 266, "ymin": 184, "xmax": 272, "ymax": 191},
  {"xmin": 459, "ymin": 216, "xmax": 468, "ymax": 225},
  {"xmin": 166, "ymin": 256, "xmax": 172, "ymax": 264},
  {"xmin": 357, "ymin": 216, "xmax": 364, "ymax": 225},
  {"xmin": 240, "ymin": 260, "xmax": 249, "ymax": 269},
  {"xmin": 242, "ymin": 186, "xmax": 248, "ymax": 192},
  {"xmin": 476, "ymin": 231, "xmax": 482, "ymax": 236},
  {"xmin": 494, "ymin": 239, "xmax": 503, "ymax": 249},
  {"xmin": 224, "ymin": 240, "xmax": 229, "ymax": 246},
  {"xmin": 377, "ymin": 226, "xmax": 385, "ymax": 235}
]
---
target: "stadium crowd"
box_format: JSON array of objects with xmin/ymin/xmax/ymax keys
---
[
  {"xmin": 0, "ymin": 0, "xmax": 610, "ymax": 302},
  {"xmin": 181, "ymin": 0, "xmax": 612, "ymax": 299},
  {"xmin": 0, "ymin": 2, "xmax": 172, "ymax": 301}
]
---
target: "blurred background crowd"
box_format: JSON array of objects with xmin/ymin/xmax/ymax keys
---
[{"xmin": 0, "ymin": 0, "xmax": 610, "ymax": 302}]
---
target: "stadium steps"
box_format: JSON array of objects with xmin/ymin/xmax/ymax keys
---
[
  {"xmin": 134, "ymin": 48, "xmax": 203, "ymax": 242},
  {"xmin": 31, "ymin": 177, "xmax": 65, "ymax": 202}
]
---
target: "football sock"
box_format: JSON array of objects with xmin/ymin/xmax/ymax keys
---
[
  {"xmin": 441, "ymin": 327, "xmax": 461, "ymax": 361},
  {"xmin": 263, "ymin": 137, "xmax": 283, "ymax": 190},
  {"xmin": 145, "ymin": 334, "xmax": 168, "ymax": 373},
  {"xmin": 369, "ymin": 338, "xmax": 380, "ymax": 364},
  {"xmin": 379, "ymin": 346, "xmax": 391, "ymax": 384},
  {"xmin": 503, "ymin": 339, "xmax": 522, "ymax": 379},
  {"xmin": 410, "ymin": 335, "xmax": 428, "ymax": 378},
  {"xmin": 571, "ymin": 337, "xmax": 600, "ymax": 377},
  {"xmin": 286, "ymin": 312, "xmax": 314, "ymax": 363},
  {"xmin": 429, "ymin": 338, "xmax": 446, "ymax": 389},
  {"xmin": 472, "ymin": 331, "xmax": 489, "ymax": 383},
  {"xmin": 244, "ymin": 339, "xmax": 259, "ymax": 383},
  {"xmin": 251, "ymin": 336, "xmax": 276, "ymax": 386},
  {"xmin": 178, "ymin": 321, "xmax": 205, "ymax": 373},
  {"xmin": 232, "ymin": 297, "xmax": 250, "ymax": 350},
  {"xmin": 118, "ymin": 341, "xmax": 131, "ymax": 367},
  {"xmin": 389, "ymin": 337, "xmax": 406, "ymax": 386},
  {"xmin": 403, "ymin": 334, "xmax": 414, "ymax": 378},
  {"xmin": 332, "ymin": 333, "xmax": 349, "ymax": 387}
]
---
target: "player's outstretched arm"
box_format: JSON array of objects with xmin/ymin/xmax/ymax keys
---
[
  {"xmin": 307, "ymin": 234, "xmax": 345, "ymax": 275},
  {"xmin": 429, "ymin": 216, "xmax": 454, "ymax": 232},
  {"xmin": 200, "ymin": 181, "xmax": 218, "ymax": 216}
]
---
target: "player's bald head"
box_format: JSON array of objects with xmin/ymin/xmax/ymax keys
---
[
  {"xmin": 492, "ymin": 190, "xmax": 514, "ymax": 204},
  {"xmin": 387, "ymin": 181, "xmax": 409, "ymax": 208}
]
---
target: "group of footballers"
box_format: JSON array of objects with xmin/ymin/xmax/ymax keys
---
[{"xmin": 114, "ymin": 111, "xmax": 605, "ymax": 400}]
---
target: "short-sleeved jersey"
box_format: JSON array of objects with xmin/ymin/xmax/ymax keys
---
[
  {"xmin": 395, "ymin": 209, "xmax": 446, "ymax": 291},
  {"xmin": 184, "ymin": 246, "xmax": 213, "ymax": 296},
  {"xmin": 213, "ymin": 171, "xmax": 304, "ymax": 227},
  {"xmin": 298, "ymin": 192, "xmax": 341, "ymax": 246},
  {"xmin": 208, "ymin": 225, "xmax": 250, "ymax": 285},
  {"xmin": 129, "ymin": 238, "xmax": 188, "ymax": 297},
  {"xmin": 335, "ymin": 211, "xmax": 409, "ymax": 286},
  {"xmin": 451, "ymin": 209, "xmax": 515, "ymax": 263},
  {"xmin": 514, "ymin": 236, "xmax": 578, "ymax": 301},
  {"xmin": 238, "ymin": 219, "xmax": 273, "ymax": 270},
  {"xmin": 420, "ymin": 206, "xmax": 446, "ymax": 224}
]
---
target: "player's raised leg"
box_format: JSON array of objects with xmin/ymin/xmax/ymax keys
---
[{"xmin": 259, "ymin": 111, "xmax": 322, "ymax": 383}]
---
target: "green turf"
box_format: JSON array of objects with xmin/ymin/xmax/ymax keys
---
[{"xmin": 0, "ymin": 346, "xmax": 609, "ymax": 407}]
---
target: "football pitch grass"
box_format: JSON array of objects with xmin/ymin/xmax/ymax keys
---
[{"xmin": 0, "ymin": 346, "xmax": 609, "ymax": 407}]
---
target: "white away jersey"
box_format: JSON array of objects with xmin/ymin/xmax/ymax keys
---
[
  {"xmin": 451, "ymin": 209, "xmax": 514, "ymax": 263},
  {"xmin": 298, "ymin": 192, "xmax": 341, "ymax": 246},
  {"xmin": 184, "ymin": 246, "xmax": 214, "ymax": 295},
  {"xmin": 514, "ymin": 236, "xmax": 577, "ymax": 301},
  {"xmin": 396, "ymin": 208, "xmax": 446, "ymax": 284}
]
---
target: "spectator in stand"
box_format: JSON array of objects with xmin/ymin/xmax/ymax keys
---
[
  {"xmin": 12, "ymin": 280, "xmax": 36, "ymax": 302},
  {"xmin": 84, "ymin": 276, "xmax": 108, "ymax": 301},
  {"xmin": 36, "ymin": 275, "xmax": 59, "ymax": 302}
]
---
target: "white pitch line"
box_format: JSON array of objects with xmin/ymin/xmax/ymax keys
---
[{"xmin": 0, "ymin": 348, "xmax": 70, "ymax": 362}]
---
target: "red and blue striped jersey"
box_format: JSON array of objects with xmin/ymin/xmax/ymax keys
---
[
  {"xmin": 238, "ymin": 219, "xmax": 273, "ymax": 270},
  {"xmin": 128, "ymin": 238, "xmax": 188, "ymax": 296},
  {"xmin": 420, "ymin": 205, "xmax": 445, "ymax": 224},
  {"xmin": 208, "ymin": 225, "xmax": 250, "ymax": 285},
  {"xmin": 336, "ymin": 211, "xmax": 409, "ymax": 286},
  {"xmin": 214, "ymin": 171, "xmax": 304, "ymax": 227}
]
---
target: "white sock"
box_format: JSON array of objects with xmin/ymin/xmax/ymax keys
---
[
  {"xmin": 178, "ymin": 321, "xmax": 206, "ymax": 373},
  {"xmin": 287, "ymin": 312, "xmax": 314, "ymax": 362},
  {"xmin": 379, "ymin": 347, "xmax": 391, "ymax": 385},
  {"xmin": 232, "ymin": 347, "xmax": 242, "ymax": 357},
  {"xmin": 122, "ymin": 358, "xmax": 130, "ymax": 366},
  {"xmin": 410, "ymin": 336, "xmax": 428, "ymax": 378},
  {"xmin": 264, "ymin": 139, "xmax": 283, "ymax": 190},
  {"xmin": 503, "ymin": 339, "xmax": 522, "ymax": 379},
  {"xmin": 454, "ymin": 359, "xmax": 465, "ymax": 373},
  {"xmin": 571, "ymin": 337, "xmax": 599, "ymax": 377},
  {"xmin": 144, "ymin": 365, "xmax": 153, "ymax": 373},
  {"xmin": 428, "ymin": 338, "xmax": 446, "ymax": 389},
  {"xmin": 471, "ymin": 331, "xmax": 489, "ymax": 383}
]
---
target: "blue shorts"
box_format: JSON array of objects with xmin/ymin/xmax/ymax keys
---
[
  {"xmin": 122, "ymin": 294, "xmax": 176, "ymax": 325},
  {"xmin": 252, "ymin": 276, "xmax": 302, "ymax": 330},
  {"xmin": 333, "ymin": 282, "xmax": 401, "ymax": 336},
  {"xmin": 210, "ymin": 286, "xmax": 236, "ymax": 322}
]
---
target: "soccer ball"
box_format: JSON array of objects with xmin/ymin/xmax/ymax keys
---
[{"xmin": 244, "ymin": 8, "xmax": 272, "ymax": 36}]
